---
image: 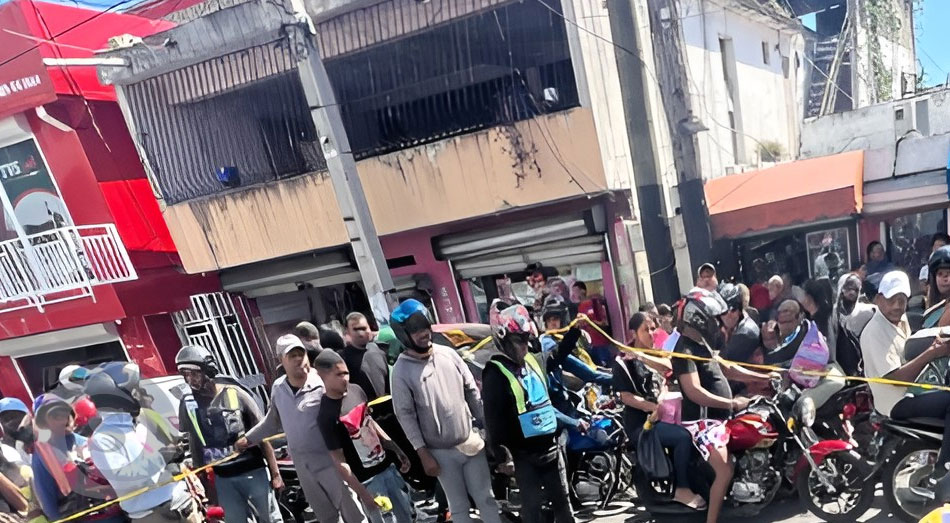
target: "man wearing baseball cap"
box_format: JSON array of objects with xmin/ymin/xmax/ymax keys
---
[
  {"xmin": 861, "ymin": 270, "xmax": 950, "ymax": 496},
  {"xmin": 237, "ymin": 334, "xmax": 367, "ymax": 522}
]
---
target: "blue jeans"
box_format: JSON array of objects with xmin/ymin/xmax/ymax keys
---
[
  {"xmin": 215, "ymin": 467, "xmax": 283, "ymax": 523},
  {"xmin": 651, "ymin": 422, "xmax": 694, "ymax": 488},
  {"xmin": 363, "ymin": 464, "xmax": 412, "ymax": 523}
]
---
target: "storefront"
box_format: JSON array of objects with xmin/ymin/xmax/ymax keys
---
[
  {"xmin": 705, "ymin": 151, "xmax": 864, "ymax": 286},
  {"xmin": 857, "ymin": 134, "xmax": 950, "ymax": 293}
]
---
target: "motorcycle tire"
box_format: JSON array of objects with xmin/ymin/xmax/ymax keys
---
[
  {"xmin": 796, "ymin": 449, "xmax": 874, "ymax": 523},
  {"xmin": 883, "ymin": 439, "xmax": 942, "ymax": 523}
]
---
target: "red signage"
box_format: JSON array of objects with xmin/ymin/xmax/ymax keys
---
[{"xmin": 0, "ymin": 1, "xmax": 57, "ymax": 120}]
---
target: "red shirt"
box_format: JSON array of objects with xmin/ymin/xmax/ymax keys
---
[
  {"xmin": 578, "ymin": 298, "xmax": 611, "ymax": 346},
  {"xmin": 750, "ymin": 283, "xmax": 771, "ymax": 311}
]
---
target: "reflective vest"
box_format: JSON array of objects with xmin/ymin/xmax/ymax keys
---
[
  {"xmin": 183, "ymin": 386, "xmax": 241, "ymax": 447},
  {"xmin": 490, "ymin": 354, "xmax": 557, "ymax": 438}
]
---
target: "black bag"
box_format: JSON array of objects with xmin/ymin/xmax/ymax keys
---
[{"xmin": 636, "ymin": 423, "xmax": 672, "ymax": 480}]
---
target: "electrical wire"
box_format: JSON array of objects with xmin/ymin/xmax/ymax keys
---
[
  {"xmin": 536, "ymin": 0, "xmax": 788, "ymax": 170},
  {"xmin": 0, "ymin": 0, "xmax": 140, "ymax": 70}
]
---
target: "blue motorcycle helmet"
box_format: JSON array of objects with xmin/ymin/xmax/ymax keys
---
[{"xmin": 390, "ymin": 299, "xmax": 433, "ymax": 352}]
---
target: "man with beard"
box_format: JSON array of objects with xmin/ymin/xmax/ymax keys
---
[
  {"xmin": 175, "ymin": 345, "xmax": 282, "ymax": 522},
  {"xmin": 390, "ymin": 300, "xmax": 501, "ymax": 523}
]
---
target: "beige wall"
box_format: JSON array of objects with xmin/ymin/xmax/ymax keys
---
[{"xmin": 164, "ymin": 108, "xmax": 609, "ymax": 273}]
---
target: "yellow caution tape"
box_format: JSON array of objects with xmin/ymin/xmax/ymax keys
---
[
  {"xmin": 560, "ymin": 316, "xmax": 950, "ymax": 393},
  {"xmin": 51, "ymin": 432, "xmax": 287, "ymax": 523},
  {"xmin": 53, "ymin": 316, "xmax": 949, "ymax": 522}
]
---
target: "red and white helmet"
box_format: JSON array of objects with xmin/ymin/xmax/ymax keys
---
[{"xmin": 489, "ymin": 299, "xmax": 538, "ymax": 348}]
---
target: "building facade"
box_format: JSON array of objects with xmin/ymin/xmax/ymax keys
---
[{"xmin": 0, "ymin": 1, "xmax": 268, "ymax": 405}]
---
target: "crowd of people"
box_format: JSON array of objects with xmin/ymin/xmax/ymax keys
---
[{"xmin": 6, "ymin": 232, "xmax": 950, "ymax": 523}]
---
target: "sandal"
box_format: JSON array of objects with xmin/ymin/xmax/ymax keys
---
[{"xmin": 673, "ymin": 494, "xmax": 707, "ymax": 511}]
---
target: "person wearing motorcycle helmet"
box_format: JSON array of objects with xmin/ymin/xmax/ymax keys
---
[
  {"xmin": 85, "ymin": 365, "xmax": 201, "ymax": 523},
  {"xmin": 718, "ymin": 283, "xmax": 762, "ymax": 366},
  {"xmin": 175, "ymin": 345, "xmax": 283, "ymax": 523},
  {"xmin": 31, "ymin": 393, "xmax": 124, "ymax": 523},
  {"xmin": 671, "ymin": 289, "xmax": 771, "ymax": 523},
  {"xmin": 924, "ymin": 245, "xmax": 950, "ymax": 329},
  {"xmin": 482, "ymin": 299, "xmax": 578, "ymax": 523},
  {"xmin": 541, "ymin": 296, "xmax": 570, "ymax": 332},
  {"xmin": 0, "ymin": 399, "xmax": 33, "ymax": 466},
  {"xmin": 389, "ymin": 300, "xmax": 501, "ymax": 523}
]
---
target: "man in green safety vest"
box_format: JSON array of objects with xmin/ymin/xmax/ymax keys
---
[
  {"xmin": 482, "ymin": 299, "xmax": 580, "ymax": 523},
  {"xmin": 175, "ymin": 346, "xmax": 283, "ymax": 523}
]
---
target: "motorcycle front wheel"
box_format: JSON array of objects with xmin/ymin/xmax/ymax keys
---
[
  {"xmin": 883, "ymin": 439, "xmax": 941, "ymax": 523},
  {"xmin": 796, "ymin": 449, "xmax": 874, "ymax": 523}
]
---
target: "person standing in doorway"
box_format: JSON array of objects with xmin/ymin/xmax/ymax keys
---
[
  {"xmin": 341, "ymin": 313, "xmax": 390, "ymax": 401},
  {"xmin": 389, "ymin": 300, "xmax": 501, "ymax": 523}
]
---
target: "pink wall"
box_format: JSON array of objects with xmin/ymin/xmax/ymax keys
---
[{"xmin": 380, "ymin": 229, "xmax": 465, "ymax": 324}]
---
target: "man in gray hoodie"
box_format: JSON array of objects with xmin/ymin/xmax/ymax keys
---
[
  {"xmin": 389, "ymin": 300, "xmax": 501, "ymax": 523},
  {"xmin": 237, "ymin": 334, "xmax": 367, "ymax": 523}
]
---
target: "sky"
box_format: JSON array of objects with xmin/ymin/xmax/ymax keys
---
[
  {"xmin": 801, "ymin": 0, "xmax": 949, "ymax": 88},
  {"xmin": 916, "ymin": 0, "xmax": 950, "ymax": 87}
]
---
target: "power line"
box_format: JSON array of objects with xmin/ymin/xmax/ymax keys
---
[
  {"xmin": 0, "ymin": 0, "xmax": 139, "ymax": 70},
  {"xmin": 536, "ymin": 0, "xmax": 791, "ymax": 169}
]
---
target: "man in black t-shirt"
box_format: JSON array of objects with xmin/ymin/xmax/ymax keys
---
[
  {"xmin": 671, "ymin": 290, "xmax": 772, "ymax": 523},
  {"xmin": 315, "ymin": 351, "xmax": 413, "ymax": 523},
  {"xmin": 176, "ymin": 346, "xmax": 283, "ymax": 523},
  {"xmin": 340, "ymin": 313, "xmax": 390, "ymax": 401}
]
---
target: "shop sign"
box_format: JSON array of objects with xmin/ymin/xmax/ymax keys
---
[
  {"xmin": 0, "ymin": 2, "xmax": 57, "ymax": 120},
  {"xmin": 0, "ymin": 138, "xmax": 72, "ymax": 235}
]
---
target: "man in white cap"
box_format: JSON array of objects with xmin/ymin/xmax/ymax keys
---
[
  {"xmin": 861, "ymin": 270, "xmax": 950, "ymax": 496},
  {"xmin": 237, "ymin": 334, "xmax": 367, "ymax": 522}
]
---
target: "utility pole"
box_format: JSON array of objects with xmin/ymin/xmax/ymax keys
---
[
  {"xmin": 646, "ymin": 0, "xmax": 713, "ymax": 272},
  {"xmin": 607, "ymin": 0, "xmax": 681, "ymax": 303},
  {"xmin": 294, "ymin": 25, "xmax": 398, "ymax": 322}
]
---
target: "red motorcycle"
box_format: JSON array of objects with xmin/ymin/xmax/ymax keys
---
[{"xmin": 632, "ymin": 377, "xmax": 872, "ymax": 520}]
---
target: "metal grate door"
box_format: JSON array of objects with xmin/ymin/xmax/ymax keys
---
[{"xmin": 172, "ymin": 293, "xmax": 269, "ymax": 408}]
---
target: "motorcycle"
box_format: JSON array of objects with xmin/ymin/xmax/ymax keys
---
[
  {"xmin": 565, "ymin": 386, "xmax": 632, "ymax": 512},
  {"xmin": 632, "ymin": 377, "xmax": 871, "ymax": 521}
]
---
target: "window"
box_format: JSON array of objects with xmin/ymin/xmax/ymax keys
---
[
  {"xmin": 326, "ymin": 0, "xmax": 579, "ymax": 159},
  {"xmin": 762, "ymin": 41, "xmax": 771, "ymax": 65}
]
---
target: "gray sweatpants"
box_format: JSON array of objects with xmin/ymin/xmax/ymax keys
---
[
  {"xmin": 429, "ymin": 448, "xmax": 502, "ymax": 523},
  {"xmin": 298, "ymin": 461, "xmax": 367, "ymax": 523}
]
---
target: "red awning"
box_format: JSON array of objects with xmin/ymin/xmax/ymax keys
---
[
  {"xmin": 99, "ymin": 178, "xmax": 177, "ymax": 252},
  {"xmin": 14, "ymin": 0, "xmax": 174, "ymax": 101},
  {"xmin": 704, "ymin": 150, "xmax": 864, "ymax": 239}
]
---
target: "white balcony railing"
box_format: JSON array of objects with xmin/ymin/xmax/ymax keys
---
[{"xmin": 0, "ymin": 224, "xmax": 137, "ymax": 312}]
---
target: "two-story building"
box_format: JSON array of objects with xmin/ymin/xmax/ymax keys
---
[
  {"xmin": 0, "ymin": 0, "xmax": 273, "ymax": 404},
  {"xmin": 99, "ymin": 0, "xmax": 658, "ymax": 347}
]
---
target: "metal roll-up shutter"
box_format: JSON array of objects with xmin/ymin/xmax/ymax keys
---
[
  {"xmin": 220, "ymin": 249, "xmax": 360, "ymax": 298},
  {"xmin": 436, "ymin": 214, "xmax": 606, "ymax": 279}
]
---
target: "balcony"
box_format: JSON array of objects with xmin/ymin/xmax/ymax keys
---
[{"xmin": 0, "ymin": 224, "xmax": 137, "ymax": 313}]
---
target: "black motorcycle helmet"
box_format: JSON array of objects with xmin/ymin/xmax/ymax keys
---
[
  {"xmin": 84, "ymin": 367, "xmax": 141, "ymax": 418},
  {"xmin": 390, "ymin": 299, "xmax": 433, "ymax": 351},
  {"xmin": 676, "ymin": 288, "xmax": 728, "ymax": 350},
  {"xmin": 928, "ymin": 245, "xmax": 950, "ymax": 304},
  {"xmin": 717, "ymin": 283, "xmax": 743, "ymax": 312},
  {"xmin": 175, "ymin": 345, "xmax": 219, "ymax": 378},
  {"xmin": 540, "ymin": 296, "xmax": 569, "ymax": 328}
]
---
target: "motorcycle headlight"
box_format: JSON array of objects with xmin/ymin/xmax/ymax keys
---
[{"xmin": 795, "ymin": 396, "xmax": 816, "ymax": 428}]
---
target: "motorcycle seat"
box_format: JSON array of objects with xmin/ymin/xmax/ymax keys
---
[{"xmin": 886, "ymin": 417, "xmax": 945, "ymax": 429}]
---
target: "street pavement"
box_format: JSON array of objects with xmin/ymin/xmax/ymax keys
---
[{"xmin": 588, "ymin": 489, "xmax": 893, "ymax": 523}]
